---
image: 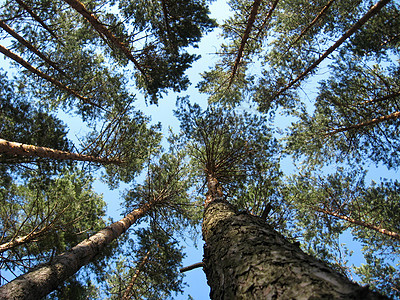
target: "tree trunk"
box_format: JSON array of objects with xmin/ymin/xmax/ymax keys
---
[
  {"xmin": 289, "ymin": 0, "xmax": 336, "ymax": 47},
  {"xmin": 0, "ymin": 44, "xmax": 104, "ymax": 110},
  {"xmin": 316, "ymin": 207, "xmax": 400, "ymax": 241},
  {"xmin": 228, "ymin": 0, "xmax": 262, "ymax": 88},
  {"xmin": 0, "ymin": 138, "xmax": 123, "ymax": 165},
  {"xmin": 202, "ymin": 200, "xmax": 387, "ymax": 299},
  {"xmin": 254, "ymin": 0, "xmax": 279, "ymax": 41},
  {"xmin": 121, "ymin": 250, "xmax": 151, "ymax": 300},
  {"xmin": 325, "ymin": 111, "xmax": 400, "ymax": 136},
  {"xmin": 0, "ymin": 201, "xmax": 155, "ymax": 300},
  {"xmin": 272, "ymin": 0, "xmax": 390, "ymax": 100},
  {"xmin": 63, "ymin": 0, "xmax": 147, "ymax": 78}
]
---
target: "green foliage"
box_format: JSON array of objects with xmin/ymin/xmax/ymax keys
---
[
  {"xmin": 283, "ymin": 168, "xmax": 400, "ymax": 295},
  {"xmin": 355, "ymin": 254, "xmax": 400, "ymax": 299},
  {"xmin": 105, "ymin": 225, "xmax": 185, "ymax": 299},
  {"xmin": 175, "ymin": 97, "xmax": 281, "ymax": 197},
  {"xmin": 0, "ymin": 167, "xmax": 106, "ymax": 277},
  {"xmin": 286, "ymin": 55, "xmax": 400, "ymax": 169},
  {"xmin": 0, "ymin": 70, "xmax": 71, "ymax": 184},
  {"xmin": 83, "ymin": 105, "xmax": 163, "ymax": 188},
  {"xmin": 119, "ymin": 0, "xmax": 217, "ymax": 103},
  {"xmin": 0, "ymin": 0, "xmax": 216, "ymax": 106},
  {"xmin": 123, "ymin": 150, "xmax": 201, "ymax": 232},
  {"xmin": 1, "ymin": 0, "xmax": 399, "ymax": 298}
]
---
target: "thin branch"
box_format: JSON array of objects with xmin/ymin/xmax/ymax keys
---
[
  {"xmin": 15, "ymin": 0, "xmax": 60, "ymax": 41},
  {"xmin": 0, "ymin": 19, "xmax": 72, "ymax": 81},
  {"xmin": 289, "ymin": 0, "xmax": 336, "ymax": 49},
  {"xmin": 316, "ymin": 207, "xmax": 400, "ymax": 241},
  {"xmin": 180, "ymin": 262, "xmax": 204, "ymax": 273}
]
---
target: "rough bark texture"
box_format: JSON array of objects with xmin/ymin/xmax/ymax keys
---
[
  {"xmin": 202, "ymin": 200, "xmax": 387, "ymax": 299},
  {"xmin": 0, "ymin": 138, "xmax": 122, "ymax": 165},
  {"xmin": 0, "ymin": 204, "xmax": 152, "ymax": 300}
]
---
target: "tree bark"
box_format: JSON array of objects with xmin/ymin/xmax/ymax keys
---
[
  {"xmin": 15, "ymin": 0, "xmax": 60, "ymax": 41},
  {"xmin": 0, "ymin": 138, "xmax": 123, "ymax": 165},
  {"xmin": 0, "ymin": 201, "xmax": 155, "ymax": 300},
  {"xmin": 121, "ymin": 250, "xmax": 151, "ymax": 300},
  {"xmin": 325, "ymin": 111, "xmax": 400, "ymax": 136},
  {"xmin": 272, "ymin": 0, "xmax": 390, "ymax": 100},
  {"xmin": 202, "ymin": 199, "xmax": 387, "ymax": 299},
  {"xmin": 289, "ymin": 0, "xmax": 336, "ymax": 47},
  {"xmin": 316, "ymin": 208, "xmax": 400, "ymax": 241},
  {"xmin": 0, "ymin": 19, "xmax": 71, "ymax": 81},
  {"xmin": 63, "ymin": 0, "xmax": 147, "ymax": 78},
  {"xmin": 0, "ymin": 44, "xmax": 103, "ymax": 110},
  {"xmin": 228, "ymin": 0, "xmax": 262, "ymax": 88}
]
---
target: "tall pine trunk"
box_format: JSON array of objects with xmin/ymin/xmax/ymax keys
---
[
  {"xmin": 122, "ymin": 250, "xmax": 151, "ymax": 300},
  {"xmin": 0, "ymin": 138, "xmax": 122, "ymax": 165},
  {"xmin": 202, "ymin": 200, "xmax": 387, "ymax": 299},
  {"xmin": 316, "ymin": 208, "xmax": 400, "ymax": 241},
  {"xmin": 63, "ymin": 0, "xmax": 146, "ymax": 77},
  {"xmin": 0, "ymin": 200, "xmax": 155, "ymax": 299}
]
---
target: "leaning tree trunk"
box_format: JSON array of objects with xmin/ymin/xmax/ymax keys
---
[
  {"xmin": 0, "ymin": 199, "xmax": 156, "ymax": 300},
  {"xmin": 0, "ymin": 138, "xmax": 122, "ymax": 165},
  {"xmin": 202, "ymin": 199, "xmax": 387, "ymax": 299},
  {"xmin": 316, "ymin": 207, "xmax": 400, "ymax": 241},
  {"xmin": 272, "ymin": 0, "xmax": 390, "ymax": 100},
  {"xmin": 122, "ymin": 250, "xmax": 151, "ymax": 300}
]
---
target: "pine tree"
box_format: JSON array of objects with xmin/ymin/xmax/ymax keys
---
[
  {"xmin": 175, "ymin": 102, "xmax": 387, "ymax": 298},
  {"xmin": 1, "ymin": 0, "xmax": 399, "ymax": 298}
]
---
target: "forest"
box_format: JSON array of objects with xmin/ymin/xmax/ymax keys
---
[{"xmin": 0, "ymin": 0, "xmax": 399, "ymax": 299}]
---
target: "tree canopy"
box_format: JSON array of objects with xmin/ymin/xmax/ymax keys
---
[{"xmin": 0, "ymin": 0, "xmax": 399, "ymax": 298}]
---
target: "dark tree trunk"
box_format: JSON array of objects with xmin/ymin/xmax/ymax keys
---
[{"xmin": 202, "ymin": 200, "xmax": 387, "ymax": 299}]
